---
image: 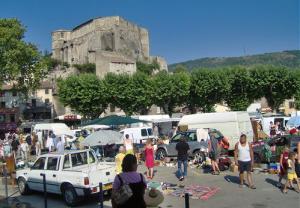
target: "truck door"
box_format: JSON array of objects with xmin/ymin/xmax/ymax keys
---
[
  {"xmin": 27, "ymin": 157, "xmax": 46, "ymax": 191},
  {"xmin": 45, "ymin": 156, "xmax": 60, "ymax": 193}
]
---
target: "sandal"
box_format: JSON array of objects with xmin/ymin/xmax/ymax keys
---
[
  {"xmin": 249, "ymin": 185, "xmax": 256, "ymax": 189},
  {"xmin": 282, "ymin": 189, "xmax": 288, "ymax": 194}
]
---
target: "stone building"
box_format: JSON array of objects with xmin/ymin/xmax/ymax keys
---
[{"xmin": 51, "ymin": 16, "xmax": 167, "ymax": 78}]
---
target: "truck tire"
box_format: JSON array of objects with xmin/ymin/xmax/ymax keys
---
[
  {"xmin": 156, "ymin": 149, "xmax": 167, "ymax": 160},
  {"xmin": 62, "ymin": 184, "xmax": 78, "ymax": 207},
  {"xmin": 17, "ymin": 177, "xmax": 31, "ymax": 195}
]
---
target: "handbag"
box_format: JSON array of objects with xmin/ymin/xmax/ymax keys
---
[{"xmin": 113, "ymin": 174, "xmax": 133, "ymax": 205}]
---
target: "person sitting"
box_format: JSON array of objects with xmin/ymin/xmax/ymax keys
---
[{"xmin": 112, "ymin": 154, "xmax": 146, "ymax": 208}]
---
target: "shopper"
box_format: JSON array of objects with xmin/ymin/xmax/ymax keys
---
[
  {"xmin": 35, "ymin": 139, "xmax": 41, "ymax": 156},
  {"xmin": 277, "ymin": 146, "xmax": 289, "ymax": 187},
  {"xmin": 208, "ymin": 134, "xmax": 221, "ymax": 175},
  {"xmin": 124, "ymin": 134, "xmax": 134, "ymax": 155},
  {"xmin": 145, "ymin": 139, "xmax": 155, "ymax": 179},
  {"xmin": 176, "ymin": 136, "xmax": 190, "ymax": 181},
  {"xmin": 56, "ymin": 137, "xmax": 65, "ymax": 154},
  {"xmin": 11, "ymin": 136, "xmax": 20, "ymax": 162},
  {"xmin": 282, "ymin": 152, "xmax": 300, "ymax": 193},
  {"xmin": 234, "ymin": 134, "xmax": 256, "ymax": 189},
  {"xmin": 20, "ymin": 140, "xmax": 29, "ymax": 161},
  {"xmin": 112, "ymin": 154, "xmax": 146, "ymax": 208},
  {"xmin": 115, "ymin": 146, "xmax": 126, "ymax": 174}
]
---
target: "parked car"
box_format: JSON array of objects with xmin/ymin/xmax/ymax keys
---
[
  {"xmin": 16, "ymin": 149, "xmax": 115, "ymax": 206},
  {"xmin": 252, "ymin": 135, "xmax": 300, "ymax": 163},
  {"xmin": 156, "ymin": 129, "xmax": 224, "ymax": 163}
]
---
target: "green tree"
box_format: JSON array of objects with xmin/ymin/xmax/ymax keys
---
[
  {"xmin": 0, "ymin": 18, "xmax": 47, "ymax": 93},
  {"xmin": 104, "ymin": 73, "xmax": 155, "ymax": 115},
  {"xmin": 153, "ymin": 71, "xmax": 190, "ymax": 116},
  {"xmin": 173, "ymin": 65, "xmax": 188, "ymax": 74},
  {"xmin": 136, "ymin": 61, "xmax": 160, "ymax": 75},
  {"xmin": 57, "ymin": 74, "xmax": 108, "ymax": 119},
  {"xmin": 73, "ymin": 63, "xmax": 96, "ymax": 73},
  {"xmin": 189, "ymin": 69, "xmax": 229, "ymax": 113},
  {"xmin": 250, "ymin": 66, "xmax": 299, "ymax": 112},
  {"xmin": 223, "ymin": 67, "xmax": 259, "ymax": 111}
]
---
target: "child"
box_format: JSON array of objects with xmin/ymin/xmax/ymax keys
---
[
  {"xmin": 277, "ymin": 147, "xmax": 289, "ymax": 187},
  {"xmin": 145, "ymin": 139, "xmax": 155, "ymax": 179},
  {"xmin": 115, "ymin": 146, "xmax": 125, "ymax": 174},
  {"xmin": 282, "ymin": 152, "xmax": 300, "ymax": 193}
]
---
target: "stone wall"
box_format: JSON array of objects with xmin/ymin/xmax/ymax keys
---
[{"xmin": 52, "ymin": 16, "xmax": 150, "ymax": 67}]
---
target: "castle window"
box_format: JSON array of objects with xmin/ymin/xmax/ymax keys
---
[{"xmin": 60, "ymin": 32, "xmax": 64, "ymax": 38}]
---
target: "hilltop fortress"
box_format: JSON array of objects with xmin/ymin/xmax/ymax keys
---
[{"xmin": 52, "ymin": 16, "xmax": 167, "ymax": 77}]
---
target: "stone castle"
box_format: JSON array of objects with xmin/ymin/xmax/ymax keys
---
[{"xmin": 51, "ymin": 16, "xmax": 167, "ymax": 77}]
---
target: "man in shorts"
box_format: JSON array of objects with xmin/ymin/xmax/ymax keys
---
[{"xmin": 234, "ymin": 134, "xmax": 256, "ymax": 189}]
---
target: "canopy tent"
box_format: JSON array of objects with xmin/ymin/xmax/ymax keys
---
[
  {"xmin": 82, "ymin": 115, "xmax": 148, "ymax": 126},
  {"xmin": 82, "ymin": 130, "xmax": 123, "ymax": 146},
  {"xmin": 286, "ymin": 116, "xmax": 300, "ymax": 129}
]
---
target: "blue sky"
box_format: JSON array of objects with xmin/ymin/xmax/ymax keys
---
[{"xmin": 1, "ymin": 0, "xmax": 299, "ymax": 64}]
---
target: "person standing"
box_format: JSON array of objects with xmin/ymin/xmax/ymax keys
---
[
  {"xmin": 20, "ymin": 140, "xmax": 29, "ymax": 161},
  {"xmin": 112, "ymin": 154, "xmax": 146, "ymax": 208},
  {"xmin": 35, "ymin": 139, "xmax": 41, "ymax": 156},
  {"xmin": 282, "ymin": 152, "xmax": 300, "ymax": 193},
  {"xmin": 124, "ymin": 134, "xmax": 134, "ymax": 155},
  {"xmin": 46, "ymin": 131, "xmax": 54, "ymax": 152},
  {"xmin": 11, "ymin": 136, "xmax": 20, "ymax": 162},
  {"xmin": 208, "ymin": 134, "xmax": 221, "ymax": 175},
  {"xmin": 176, "ymin": 136, "xmax": 190, "ymax": 181},
  {"xmin": 234, "ymin": 134, "xmax": 256, "ymax": 189},
  {"xmin": 115, "ymin": 146, "xmax": 126, "ymax": 174},
  {"xmin": 25, "ymin": 133, "xmax": 32, "ymax": 156},
  {"xmin": 145, "ymin": 139, "xmax": 155, "ymax": 179},
  {"xmin": 277, "ymin": 147, "xmax": 289, "ymax": 187},
  {"xmin": 56, "ymin": 137, "xmax": 65, "ymax": 154},
  {"xmin": 296, "ymin": 142, "xmax": 300, "ymax": 179}
]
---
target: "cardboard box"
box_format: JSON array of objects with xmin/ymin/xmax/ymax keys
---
[{"xmin": 230, "ymin": 164, "xmax": 238, "ymax": 173}]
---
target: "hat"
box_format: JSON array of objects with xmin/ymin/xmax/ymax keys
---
[{"xmin": 144, "ymin": 188, "xmax": 164, "ymax": 207}]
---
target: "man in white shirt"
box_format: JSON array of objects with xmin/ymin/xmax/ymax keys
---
[
  {"xmin": 20, "ymin": 141, "xmax": 29, "ymax": 161},
  {"xmin": 56, "ymin": 137, "xmax": 65, "ymax": 154}
]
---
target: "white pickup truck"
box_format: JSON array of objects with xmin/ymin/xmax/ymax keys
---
[{"xmin": 16, "ymin": 149, "xmax": 115, "ymax": 206}]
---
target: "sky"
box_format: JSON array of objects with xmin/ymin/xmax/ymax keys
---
[{"xmin": 0, "ymin": 0, "xmax": 299, "ymax": 64}]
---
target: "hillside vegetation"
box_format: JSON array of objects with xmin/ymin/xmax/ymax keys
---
[{"xmin": 169, "ymin": 50, "xmax": 300, "ymax": 71}]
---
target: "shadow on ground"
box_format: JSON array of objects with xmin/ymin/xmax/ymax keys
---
[
  {"xmin": 224, "ymin": 175, "xmax": 240, "ymax": 185},
  {"xmin": 265, "ymin": 178, "xmax": 279, "ymax": 188}
]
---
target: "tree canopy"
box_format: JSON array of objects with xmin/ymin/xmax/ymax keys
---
[
  {"xmin": 0, "ymin": 18, "xmax": 47, "ymax": 94},
  {"xmin": 57, "ymin": 74, "xmax": 108, "ymax": 119}
]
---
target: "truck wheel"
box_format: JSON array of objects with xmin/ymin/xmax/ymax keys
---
[
  {"xmin": 194, "ymin": 150, "xmax": 205, "ymax": 164},
  {"xmin": 156, "ymin": 149, "xmax": 167, "ymax": 160},
  {"xmin": 62, "ymin": 184, "xmax": 78, "ymax": 207},
  {"xmin": 18, "ymin": 177, "xmax": 30, "ymax": 195}
]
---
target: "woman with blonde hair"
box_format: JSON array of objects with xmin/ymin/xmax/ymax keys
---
[{"xmin": 144, "ymin": 139, "xmax": 155, "ymax": 179}]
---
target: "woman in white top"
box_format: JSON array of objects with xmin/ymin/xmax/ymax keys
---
[
  {"xmin": 124, "ymin": 134, "xmax": 134, "ymax": 155},
  {"xmin": 234, "ymin": 134, "xmax": 256, "ymax": 189}
]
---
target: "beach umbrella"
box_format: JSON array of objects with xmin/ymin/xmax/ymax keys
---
[
  {"xmin": 82, "ymin": 130, "xmax": 123, "ymax": 146},
  {"xmin": 286, "ymin": 116, "xmax": 300, "ymax": 128}
]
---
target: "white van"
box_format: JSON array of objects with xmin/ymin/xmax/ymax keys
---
[
  {"xmin": 33, "ymin": 123, "xmax": 76, "ymax": 144},
  {"xmin": 120, "ymin": 127, "xmax": 154, "ymax": 144},
  {"xmin": 178, "ymin": 111, "xmax": 254, "ymax": 150},
  {"xmin": 261, "ymin": 116, "xmax": 290, "ymax": 134}
]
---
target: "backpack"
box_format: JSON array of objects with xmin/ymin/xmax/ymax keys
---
[{"xmin": 113, "ymin": 174, "xmax": 133, "ymax": 205}]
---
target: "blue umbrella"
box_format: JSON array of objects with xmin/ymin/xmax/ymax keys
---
[{"xmin": 286, "ymin": 116, "xmax": 300, "ymax": 128}]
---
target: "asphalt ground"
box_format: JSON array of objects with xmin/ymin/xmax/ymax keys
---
[{"xmin": 0, "ymin": 165, "xmax": 299, "ymax": 208}]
